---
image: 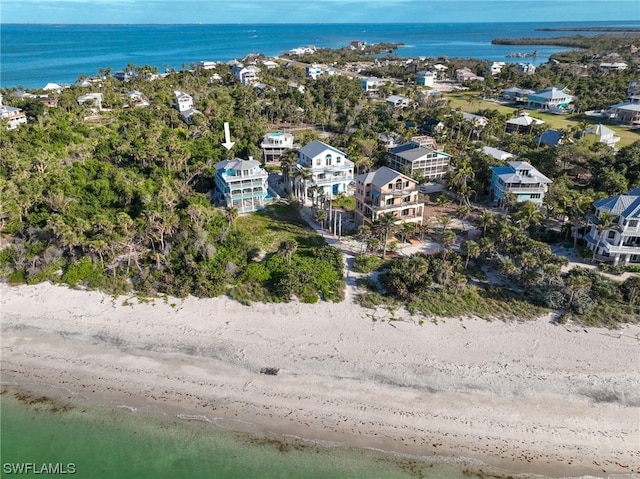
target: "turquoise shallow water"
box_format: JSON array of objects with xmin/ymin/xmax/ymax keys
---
[
  {"xmin": 1, "ymin": 387, "xmax": 511, "ymax": 479},
  {"xmin": 3, "ymin": 21, "xmax": 638, "ymax": 88}
]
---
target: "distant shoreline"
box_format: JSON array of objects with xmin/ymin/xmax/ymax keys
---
[{"xmin": 536, "ymin": 27, "xmax": 640, "ymax": 32}]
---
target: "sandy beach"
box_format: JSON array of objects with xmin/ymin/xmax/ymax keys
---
[{"xmin": 1, "ymin": 281, "xmax": 639, "ymax": 477}]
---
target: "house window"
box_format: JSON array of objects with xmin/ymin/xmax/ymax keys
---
[
  {"xmin": 530, "ymin": 193, "xmax": 541, "ymax": 199},
  {"xmin": 325, "ymin": 154, "xmax": 332, "ymax": 166},
  {"xmin": 607, "ymin": 230, "xmax": 616, "ymax": 239},
  {"xmin": 628, "ymin": 220, "xmax": 638, "ymax": 228},
  {"xmin": 402, "ymin": 209, "xmax": 410, "ymax": 216},
  {"xmin": 388, "ymin": 184, "xmax": 393, "ymax": 190},
  {"xmin": 337, "ymin": 156, "xmax": 341, "ymax": 163},
  {"xmin": 395, "ymin": 180, "xmax": 403, "ymax": 190},
  {"xmin": 402, "ymin": 196, "xmax": 411, "ymax": 203},
  {"xmin": 386, "ymin": 198, "xmax": 395, "ymax": 206}
]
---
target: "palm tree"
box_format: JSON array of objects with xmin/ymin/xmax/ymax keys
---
[
  {"xmin": 591, "ymin": 211, "xmax": 616, "ymax": 263},
  {"xmin": 513, "ymin": 201, "xmax": 542, "ymax": 234},
  {"xmin": 280, "ymin": 151, "xmax": 296, "ymax": 194},
  {"xmin": 372, "ymin": 212, "xmax": 398, "ymax": 259},
  {"xmin": 460, "ymin": 240, "xmax": 480, "ymax": 268},
  {"xmin": 314, "ymin": 209, "xmax": 327, "ymax": 230},
  {"xmin": 456, "ymin": 204, "xmax": 471, "ymax": 232},
  {"xmin": 435, "ymin": 194, "xmax": 451, "ymax": 213},
  {"xmin": 300, "ymin": 168, "xmax": 313, "ymax": 203},
  {"xmin": 224, "ymin": 206, "xmax": 239, "ymax": 230},
  {"xmin": 450, "ymin": 159, "xmax": 475, "ymax": 206},
  {"xmin": 476, "ymin": 211, "xmax": 494, "ymax": 235},
  {"xmin": 357, "ymin": 225, "xmax": 372, "ymax": 254},
  {"xmin": 568, "ymin": 192, "xmax": 594, "ymax": 252},
  {"xmin": 278, "ymin": 239, "xmax": 298, "ymax": 266},
  {"xmin": 438, "ymin": 215, "xmax": 451, "ymax": 234},
  {"xmin": 440, "ymin": 230, "xmax": 456, "ymax": 261}
]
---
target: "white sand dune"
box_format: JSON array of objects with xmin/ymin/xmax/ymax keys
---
[{"xmin": 2, "ymin": 282, "xmax": 639, "ymax": 477}]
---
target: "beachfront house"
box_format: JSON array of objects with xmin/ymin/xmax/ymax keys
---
[
  {"xmin": 213, "ymin": 157, "xmax": 271, "ymax": 213},
  {"xmin": 295, "ymin": 140, "xmax": 354, "ymax": 199},
  {"xmin": 354, "ymin": 166, "xmax": 424, "ymax": 227},
  {"xmin": 386, "ymin": 140, "xmax": 451, "ymax": 180},
  {"xmin": 581, "ymin": 124, "xmax": 621, "ymax": 149},
  {"xmin": 527, "ymin": 86, "xmax": 574, "ymax": 112},
  {"xmin": 505, "ymin": 112, "xmax": 545, "ymax": 133},
  {"xmin": 0, "ymin": 95, "xmax": 27, "ymax": 130},
  {"xmin": 490, "ymin": 161, "xmax": 552, "ymax": 206},
  {"xmin": 585, "ymin": 189, "xmax": 640, "ymax": 265},
  {"xmin": 260, "ymin": 132, "xmax": 296, "ymax": 163}
]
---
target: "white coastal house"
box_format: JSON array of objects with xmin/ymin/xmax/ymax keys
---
[
  {"xmin": 295, "ymin": 140, "xmax": 354, "ymax": 199},
  {"xmin": 174, "ymin": 91, "xmax": 200, "ymax": 124},
  {"xmin": 481, "ymin": 146, "xmax": 516, "ymax": 162},
  {"xmin": 260, "ymin": 132, "xmax": 296, "ymax": 163},
  {"xmin": 585, "ymin": 189, "xmax": 640, "ymax": 265},
  {"xmin": 386, "ymin": 95, "xmax": 410, "ymax": 108},
  {"xmin": 77, "ymin": 92, "xmax": 103, "ymax": 111},
  {"xmin": 416, "ymin": 70, "xmax": 436, "ymax": 87},
  {"xmin": 581, "ymin": 124, "xmax": 621, "ymax": 149},
  {"xmin": 214, "ymin": 157, "xmax": 272, "ymax": 213},
  {"xmin": 233, "ymin": 65, "xmax": 260, "ymax": 86},
  {"xmin": 361, "ymin": 77, "xmax": 384, "ymax": 93},
  {"xmin": 487, "ymin": 61, "xmax": 506, "ymax": 76},
  {"xmin": 0, "ymin": 95, "xmax": 27, "ymax": 130},
  {"xmin": 505, "ymin": 112, "xmax": 545, "ymax": 133},
  {"xmin": 354, "ymin": 166, "xmax": 425, "ymax": 227},
  {"xmin": 490, "ymin": 161, "xmax": 552, "ymax": 206}
]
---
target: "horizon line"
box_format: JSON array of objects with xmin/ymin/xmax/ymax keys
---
[{"xmin": 2, "ymin": 20, "xmax": 639, "ymax": 26}]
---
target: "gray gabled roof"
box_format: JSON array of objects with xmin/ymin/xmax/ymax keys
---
[
  {"xmin": 356, "ymin": 166, "xmax": 412, "ymax": 189},
  {"xmin": 491, "ymin": 161, "xmax": 552, "ymax": 184},
  {"xmin": 389, "ymin": 143, "xmax": 450, "ymax": 161},
  {"xmin": 299, "ymin": 140, "xmax": 346, "ymax": 159},
  {"xmin": 215, "ymin": 157, "xmax": 261, "ymax": 171}
]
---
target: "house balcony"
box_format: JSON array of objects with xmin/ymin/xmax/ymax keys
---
[
  {"xmin": 584, "ymin": 234, "xmax": 640, "ymax": 255},
  {"xmin": 314, "ymin": 176, "xmax": 353, "ymax": 186},
  {"xmin": 494, "ymin": 184, "xmax": 547, "ymax": 195}
]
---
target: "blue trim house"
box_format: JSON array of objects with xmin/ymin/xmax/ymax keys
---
[
  {"xmin": 214, "ymin": 158, "xmax": 271, "ymax": 213},
  {"xmin": 490, "ymin": 161, "xmax": 552, "ymax": 206}
]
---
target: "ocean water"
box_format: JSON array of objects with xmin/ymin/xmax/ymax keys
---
[
  {"xmin": 1, "ymin": 388, "xmax": 502, "ymax": 479},
  {"xmin": 1, "ymin": 21, "xmax": 639, "ymax": 89}
]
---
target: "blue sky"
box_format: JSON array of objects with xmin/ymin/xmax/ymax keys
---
[{"xmin": 2, "ymin": 0, "xmax": 639, "ymax": 24}]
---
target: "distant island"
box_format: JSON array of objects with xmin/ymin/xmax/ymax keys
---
[
  {"xmin": 536, "ymin": 27, "xmax": 640, "ymax": 32},
  {"xmin": 492, "ymin": 33, "xmax": 640, "ymax": 49}
]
